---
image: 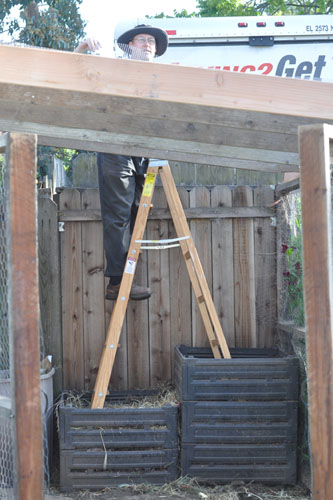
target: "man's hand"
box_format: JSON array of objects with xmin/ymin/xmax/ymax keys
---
[{"xmin": 74, "ymin": 38, "xmax": 102, "ymax": 54}]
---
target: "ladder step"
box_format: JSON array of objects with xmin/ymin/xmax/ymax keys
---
[
  {"xmin": 135, "ymin": 236, "xmax": 190, "ymax": 244},
  {"xmin": 140, "ymin": 243, "xmax": 180, "ymax": 250}
]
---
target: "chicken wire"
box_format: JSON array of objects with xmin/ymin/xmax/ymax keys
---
[
  {"xmin": 0, "ymin": 154, "xmax": 15, "ymax": 499},
  {"xmin": 278, "ymin": 190, "xmax": 304, "ymax": 327}
]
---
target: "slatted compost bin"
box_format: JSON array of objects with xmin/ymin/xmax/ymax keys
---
[
  {"xmin": 175, "ymin": 345, "xmax": 299, "ymax": 484},
  {"xmin": 59, "ymin": 391, "xmax": 178, "ymax": 491}
]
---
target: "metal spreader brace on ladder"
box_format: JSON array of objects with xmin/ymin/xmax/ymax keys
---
[{"xmin": 91, "ymin": 160, "xmax": 231, "ymax": 409}]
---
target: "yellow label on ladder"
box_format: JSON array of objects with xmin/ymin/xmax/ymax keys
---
[{"xmin": 142, "ymin": 173, "xmax": 156, "ymax": 198}]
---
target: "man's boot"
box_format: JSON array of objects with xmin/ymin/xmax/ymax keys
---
[{"xmin": 106, "ymin": 281, "xmax": 152, "ymax": 301}]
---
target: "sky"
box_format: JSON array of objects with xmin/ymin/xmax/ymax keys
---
[{"xmin": 79, "ymin": 0, "xmax": 199, "ymax": 55}]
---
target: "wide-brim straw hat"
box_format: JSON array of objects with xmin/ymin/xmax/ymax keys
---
[{"xmin": 117, "ymin": 24, "xmax": 169, "ymax": 56}]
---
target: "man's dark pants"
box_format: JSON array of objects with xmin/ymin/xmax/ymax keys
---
[{"xmin": 97, "ymin": 153, "xmax": 148, "ymax": 284}]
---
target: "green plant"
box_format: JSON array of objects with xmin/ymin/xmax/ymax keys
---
[{"xmin": 282, "ymin": 197, "xmax": 305, "ymax": 326}]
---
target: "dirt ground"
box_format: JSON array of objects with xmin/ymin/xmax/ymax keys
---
[
  {"xmin": 45, "ymin": 481, "xmax": 311, "ymax": 500},
  {"xmin": 45, "ymin": 469, "xmax": 311, "ymax": 500},
  {"xmin": 47, "ymin": 430, "xmax": 312, "ymax": 500}
]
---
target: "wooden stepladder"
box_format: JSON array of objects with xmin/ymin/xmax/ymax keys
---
[{"xmin": 91, "ymin": 160, "xmax": 231, "ymax": 409}]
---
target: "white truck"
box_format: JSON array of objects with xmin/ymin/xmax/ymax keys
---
[{"xmin": 114, "ymin": 15, "xmax": 333, "ymax": 82}]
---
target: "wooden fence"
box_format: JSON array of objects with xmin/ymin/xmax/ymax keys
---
[{"xmin": 39, "ymin": 184, "xmax": 277, "ymax": 394}]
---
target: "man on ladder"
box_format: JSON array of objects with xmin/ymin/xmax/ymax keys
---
[
  {"xmin": 76, "ymin": 28, "xmax": 231, "ymax": 409},
  {"xmin": 75, "ymin": 24, "xmax": 169, "ymax": 301}
]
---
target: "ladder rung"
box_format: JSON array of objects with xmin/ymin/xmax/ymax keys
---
[
  {"xmin": 135, "ymin": 236, "xmax": 190, "ymax": 244},
  {"xmin": 140, "ymin": 243, "xmax": 180, "ymax": 250}
]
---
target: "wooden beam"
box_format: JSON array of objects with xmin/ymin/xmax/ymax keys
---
[
  {"xmin": 7, "ymin": 132, "xmax": 43, "ymax": 500},
  {"xmin": 275, "ymin": 178, "xmax": 300, "ymax": 196},
  {"xmin": 0, "ymin": 45, "xmax": 332, "ymax": 119},
  {"xmin": 0, "ymin": 81, "xmax": 300, "ymax": 170},
  {"xmin": 0, "ymin": 45, "xmax": 331, "ymax": 169},
  {"xmin": 299, "ymin": 123, "xmax": 333, "ymax": 500},
  {"xmin": 58, "ymin": 206, "xmax": 275, "ymax": 222}
]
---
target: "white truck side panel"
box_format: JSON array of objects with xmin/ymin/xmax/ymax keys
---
[
  {"xmin": 114, "ymin": 15, "xmax": 333, "ymax": 83},
  {"xmin": 158, "ymin": 44, "xmax": 330, "ymax": 81}
]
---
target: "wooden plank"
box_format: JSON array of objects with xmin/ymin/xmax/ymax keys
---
[
  {"xmin": 38, "ymin": 192, "xmax": 63, "ymax": 396},
  {"xmin": 254, "ymin": 186, "xmax": 276, "ymax": 347},
  {"xmin": 0, "ymin": 78, "xmax": 327, "ymax": 139},
  {"xmin": 275, "ymin": 178, "xmax": 300, "ymax": 196},
  {"xmin": 126, "ymin": 251, "xmax": 150, "ymax": 390},
  {"xmin": 197, "ymin": 163, "xmax": 234, "ymax": 186},
  {"xmin": 236, "ymin": 165, "xmax": 281, "ymax": 186},
  {"xmin": 189, "ymin": 187, "xmax": 212, "ymax": 348},
  {"xmin": 0, "ymin": 45, "xmax": 332, "ymax": 120},
  {"xmin": 59, "ymin": 189, "xmax": 84, "ymax": 390},
  {"xmin": 147, "ymin": 186, "xmax": 172, "ymax": 386},
  {"xmin": 211, "ymin": 186, "xmax": 235, "ymax": 348},
  {"xmin": 58, "ymin": 206, "xmax": 275, "ymax": 221},
  {"xmin": 7, "ymin": 132, "xmax": 43, "ymax": 500},
  {"xmin": 0, "ymin": 48, "xmax": 331, "ymax": 169},
  {"xmin": 233, "ymin": 186, "xmax": 257, "ymax": 347},
  {"xmin": 81, "ymin": 189, "xmax": 105, "ymax": 391},
  {"xmin": 105, "ymin": 293, "xmax": 128, "ymax": 391},
  {"xmin": 299, "ymin": 123, "xmax": 333, "ymax": 500},
  {"xmin": 0, "ymin": 84, "xmax": 301, "ymax": 154},
  {"xmin": 38, "ymin": 123, "xmax": 300, "ymax": 171},
  {"xmin": 169, "ymin": 187, "xmax": 192, "ymax": 378}
]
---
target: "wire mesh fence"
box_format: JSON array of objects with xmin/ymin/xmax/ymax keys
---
[
  {"xmin": 279, "ymin": 190, "xmax": 304, "ymax": 327},
  {"xmin": 0, "ymin": 153, "xmax": 15, "ymax": 499}
]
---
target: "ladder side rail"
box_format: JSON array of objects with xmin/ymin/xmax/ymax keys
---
[
  {"xmin": 91, "ymin": 166, "xmax": 160, "ymax": 408},
  {"xmin": 159, "ymin": 164, "xmax": 231, "ymax": 359}
]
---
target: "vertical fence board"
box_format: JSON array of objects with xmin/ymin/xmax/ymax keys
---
[
  {"xmin": 254, "ymin": 186, "xmax": 276, "ymax": 347},
  {"xmin": 211, "ymin": 186, "xmax": 235, "ymax": 348},
  {"xmin": 190, "ymin": 187, "xmax": 212, "ymax": 348},
  {"xmin": 148, "ymin": 187, "xmax": 172, "ymax": 386},
  {"xmin": 54, "ymin": 184, "xmax": 277, "ymax": 392},
  {"xmin": 169, "ymin": 187, "xmax": 192, "ymax": 378},
  {"xmin": 81, "ymin": 189, "xmax": 105, "ymax": 391},
  {"xmin": 106, "ymin": 296, "xmax": 129, "ymax": 391},
  {"xmin": 38, "ymin": 192, "xmax": 62, "ymax": 395},
  {"xmin": 233, "ymin": 186, "xmax": 256, "ymax": 347},
  {"xmin": 60, "ymin": 189, "xmax": 84, "ymax": 389},
  {"xmin": 126, "ymin": 253, "xmax": 149, "ymax": 389}
]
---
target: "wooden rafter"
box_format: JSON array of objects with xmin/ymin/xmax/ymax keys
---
[
  {"xmin": 299, "ymin": 123, "xmax": 333, "ymax": 499},
  {"xmin": 0, "ymin": 45, "xmax": 332, "ymax": 170}
]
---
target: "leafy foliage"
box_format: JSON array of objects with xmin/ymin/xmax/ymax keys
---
[
  {"xmin": 195, "ymin": 0, "xmax": 333, "ymax": 16},
  {"xmin": 197, "ymin": 0, "xmax": 256, "ymax": 16},
  {"xmin": 0, "ymin": 1, "xmax": 86, "ymax": 181},
  {"xmin": 244, "ymin": 0, "xmax": 333, "ymax": 15},
  {"xmin": 281, "ymin": 197, "xmax": 305, "ymax": 327},
  {"xmin": 0, "ymin": 0, "xmax": 86, "ymax": 49},
  {"xmin": 147, "ymin": 9, "xmax": 198, "ymax": 18}
]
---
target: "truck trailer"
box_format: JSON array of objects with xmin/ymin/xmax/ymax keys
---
[{"xmin": 114, "ymin": 15, "xmax": 333, "ymax": 82}]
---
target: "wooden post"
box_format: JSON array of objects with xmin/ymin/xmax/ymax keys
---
[
  {"xmin": 299, "ymin": 123, "xmax": 333, "ymax": 499},
  {"xmin": 7, "ymin": 132, "xmax": 44, "ymax": 500}
]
